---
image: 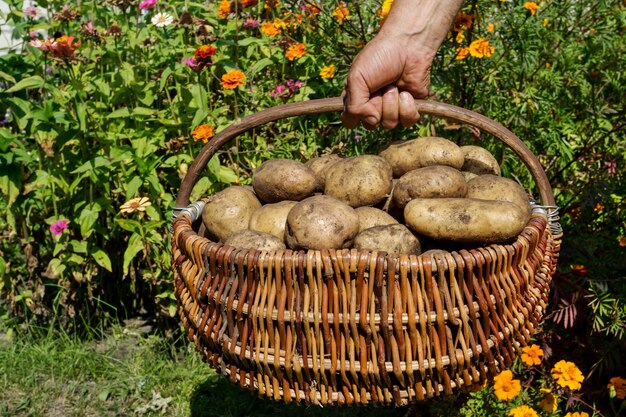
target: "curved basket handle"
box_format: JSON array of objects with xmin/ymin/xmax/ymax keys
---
[{"xmin": 176, "ymin": 97, "xmax": 555, "ymax": 207}]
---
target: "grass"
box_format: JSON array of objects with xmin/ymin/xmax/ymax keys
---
[{"xmin": 0, "ymin": 320, "xmax": 461, "ymax": 417}]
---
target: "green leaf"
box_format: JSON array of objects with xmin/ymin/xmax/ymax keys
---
[
  {"xmin": 47, "ymin": 258, "xmax": 66, "ymax": 278},
  {"xmin": 78, "ymin": 206, "xmax": 100, "ymax": 237},
  {"xmin": 71, "ymin": 156, "xmax": 109, "ymax": 174},
  {"xmin": 119, "ymin": 62, "xmax": 135, "ymax": 86},
  {"xmin": 92, "ymin": 249, "xmax": 112, "ymax": 272},
  {"xmin": 248, "ymin": 58, "xmax": 274, "ymax": 75},
  {"xmin": 0, "ymin": 128, "xmax": 16, "ymax": 152},
  {"xmin": 190, "ymin": 176, "xmax": 212, "ymax": 202},
  {"xmin": 115, "ymin": 218, "xmax": 142, "ymax": 233},
  {"xmin": 123, "ymin": 233, "xmax": 145, "ymax": 275},
  {"xmin": 5, "ymin": 76, "xmax": 45, "ymax": 93},
  {"xmin": 107, "ymin": 107, "xmax": 130, "ymax": 118},
  {"xmin": 125, "ymin": 176, "xmax": 143, "ymax": 199},
  {"xmin": 159, "ymin": 67, "xmax": 172, "ymax": 91},
  {"xmin": 68, "ymin": 240, "xmax": 88, "ymax": 254},
  {"xmin": 0, "ymin": 256, "xmax": 7, "ymax": 290},
  {"xmin": 132, "ymin": 107, "xmax": 156, "ymax": 116},
  {"xmin": 0, "ymin": 71, "xmax": 16, "ymax": 84}
]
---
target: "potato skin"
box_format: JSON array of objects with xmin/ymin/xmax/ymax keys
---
[
  {"xmin": 248, "ymin": 200, "xmax": 298, "ymax": 241},
  {"xmin": 466, "ymin": 174, "xmax": 531, "ymax": 215},
  {"xmin": 285, "ymin": 195, "xmax": 360, "ymax": 250},
  {"xmin": 355, "ymin": 207, "xmax": 399, "ymax": 231},
  {"xmin": 224, "ymin": 230, "xmax": 286, "ymax": 251},
  {"xmin": 393, "ymin": 166, "xmax": 467, "ymax": 209},
  {"xmin": 324, "ymin": 155, "xmax": 393, "ymax": 207},
  {"xmin": 353, "ymin": 224, "xmax": 421, "ymax": 255},
  {"xmin": 404, "ymin": 198, "xmax": 529, "ymax": 243},
  {"xmin": 461, "ymin": 145, "xmax": 501, "ymax": 176},
  {"xmin": 201, "ymin": 186, "xmax": 262, "ymax": 242},
  {"xmin": 379, "ymin": 136, "xmax": 464, "ymax": 177},
  {"xmin": 305, "ymin": 154, "xmax": 342, "ymax": 190},
  {"xmin": 252, "ymin": 159, "xmax": 317, "ymax": 203}
]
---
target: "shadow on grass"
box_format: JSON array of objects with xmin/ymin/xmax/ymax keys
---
[{"xmin": 190, "ymin": 373, "xmax": 464, "ymax": 417}]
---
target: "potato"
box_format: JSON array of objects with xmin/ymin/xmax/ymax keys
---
[
  {"xmin": 305, "ymin": 154, "xmax": 342, "ymax": 190},
  {"xmin": 379, "ymin": 136, "xmax": 464, "ymax": 177},
  {"xmin": 461, "ymin": 145, "xmax": 501, "ymax": 176},
  {"xmin": 404, "ymin": 198, "xmax": 529, "ymax": 243},
  {"xmin": 224, "ymin": 230, "xmax": 286, "ymax": 251},
  {"xmin": 248, "ymin": 200, "xmax": 297, "ymax": 241},
  {"xmin": 285, "ymin": 195, "xmax": 360, "ymax": 250},
  {"xmin": 462, "ymin": 171, "xmax": 478, "ymax": 182},
  {"xmin": 392, "ymin": 166, "xmax": 467, "ymax": 209},
  {"xmin": 355, "ymin": 207, "xmax": 399, "ymax": 231},
  {"xmin": 353, "ymin": 224, "xmax": 421, "ymax": 255},
  {"xmin": 466, "ymin": 174, "xmax": 531, "ymax": 215},
  {"xmin": 252, "ymin": 159, "xmax": 317, "ymax": 203},
  {"xmin": 324, "ymin": 155, "xmax": 393, "ymax": 207},
  {"xmin": 201, "ymin": 186, "xmax": 262, "ymax": 242}
]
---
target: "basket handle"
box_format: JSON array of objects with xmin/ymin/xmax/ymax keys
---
[{"xmin": 176, "ymin": 97, "xmax": 555, "ymax": 207}]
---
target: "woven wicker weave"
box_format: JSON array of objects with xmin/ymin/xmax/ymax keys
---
[{"xmin": 171, "ymin": 98, "xmax": 561, "ymax": 406}]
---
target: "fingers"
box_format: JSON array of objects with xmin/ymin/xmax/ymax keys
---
[
  {"xmin": 381, "ymin": 86, "xmax": 399, "ymax": 129},
  {"xmin": 341, "ymin": 71, "xmax": 382, "ymax": 129},
  {"xmin": 399, "ymin": 91, "xmax": 420, "ymax": 127}
]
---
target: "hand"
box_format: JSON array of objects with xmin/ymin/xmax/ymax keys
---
[{"xmin": 342, "ymin": 33, "xmax": 435, "ymax": 130}]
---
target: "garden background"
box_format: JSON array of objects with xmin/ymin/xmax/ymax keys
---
[{"xmin": 0, "ymin": 0, "xmax": 625, "ymax": 415}]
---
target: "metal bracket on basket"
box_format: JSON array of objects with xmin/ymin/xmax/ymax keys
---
[
  {"xmin": 170, "ymin": 201, "xmax": 206, "ymax": 231},
  {"xmin": 530, "ymin": 199, "xmax": 562, "ymax": 236}
]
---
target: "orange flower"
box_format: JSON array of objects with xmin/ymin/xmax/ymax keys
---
[
  {"xmin": 260, "ymin": 21, "xmax": 281, "ymax": 36},
  {"xmin": 377, "ymin": 0, "xmax": 393, "ymax": 19},
  {"xmin": 608, "ymin": 376, "xmax": 626, "ymax": 399},
  {"xmin": 320, "ymin": 64, "xmax": 336, "ymax": 79},
  {"xmin": 571, "ymin": 264, "xmax": 588, "ymax": 276},
  {"xmin": 487, "ymin": 23, "xmax": 495, "ymax": 32},
  {"xmin": 264, "ymin": 0, "xmax": 280, "ymax": 9},
  {"xmin": 285, "ymin": 43, "xmax": 305, "ymax": 61},
  {"xmin": 194, "ymin": 45, "xmax": 217, "ymax": 60},
  {"xmin": 493, "ymin": 370, "xmax": 521, "ymax": 401},
  {"xmin": 453, "ymin": 12, "xmax": 473, "ymax": 31},
  {"xmin": 332, "ymin": 2, "xmax": 349, "ymax": 24},
  {"xmin": 50, "ymin": 35, "xmax": 80, "ymax": 58},
  {"xmin": 455, "ymin": 30, "xmax": 465, "ymax": 43},
  {"xmin": 521, "ymin": 344, "xmax": 543, "ymax": 366},
  {"xmin": 192, "ymin": 124, "xmax": 215, "ymax": 143},
  {"xmin": 564, "ymin": 413, "xmax": 589, "ymax": 417},
  {"xmin": 594, "ymin": 203, "xmax": 604, "ymax": 212},
  {"xmin": 218, "ymin": 0, "xmax": 231, "ymax": 18},
  {"xmin": 618, "ymin": 236, "xmax": 626, "ymax": 247},
  {"xmin": 221, "ymin": 70, "xmax": 246, "ymax": 89},
  {"xmin": 456, "ymin": 47, "xmax": 469, "ymax": 60},
  {"xmin": 469, "ymin": 38, "xmax": 495, "ymax": 58},
  {"xmin": 552, "ymin": 360, "xmax": 584, "ymax": 390},
  {"xmin": 305, "ymin": 3, "xmax": 321, "ymax": 15},
  {"xmin": 242, "ymin": 0, "xmax": 257, "ymax": 7},
  {"xmin": 539, "ymin": 388, "xmax": 558, "ymax": 413},
  {"xmin": 524, "ymin": 2, "xmax": 540, "ymax": 16},
  {"xmin": 509, "ymin": 406, "xmax": 539, "ymax": 417}
]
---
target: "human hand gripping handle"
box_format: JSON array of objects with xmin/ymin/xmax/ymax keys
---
[{"xmin": 342, "ymin": 0, "xmax": 464, "ymax": 130}]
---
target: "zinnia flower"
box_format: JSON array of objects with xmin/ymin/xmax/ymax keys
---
[
  {"xmin": 264, "ymin": 0, "xmax": 280, "ymax": 8},
  {"xmin": 468, "ymin": 37, "xmax": 495, "ymax": 58},
  {"xmin": 120, "ymin": 197, "xmax": 152, "ymax": 214},
  {"xmin": 139, "ymin": 0, "xmax": 157, "ymax": 10},
  {"xmin": 618, "ymin": 236, "xmax": 626, "ymax": 247},
  {"xmin": 456, "ymin": 47, "xmax": 469, "ymax": 60},
  {"xmin": 524, "ymin": 2, "xmax": 540, "ymax": 16},
  {"xmin": 608, "ymin": 376, "xmax": 626, "ymax": 399},
  {"xmin": 50, "ymin": 36, "xmax": 81, "ymax": 58},
  {"xmin": 260, "ymin": 22, "xmax": 281, "ymax": 36},
  {"xmin": 509, "ymin": 406, "xmax": 539, "ymax": 417},
  {"xmin": 221, "ymin": 69, "xmax": 246, "ymax": 89},
  {"xmin": 50, "ymin": 220, "xmax": 69, "ymax": 235},
  {"xmin": 319, "ymin": 64, "xmax": 336, "ymax": 79},
  {"xmin": 520, "ymin": 344, "xmax": 543, "ymax": 366},
  {"xmin": 192, "ymin": 124, "xmax": 215, "ymax": 143},
  {"xmin": 24, "ymin": 6, "xmax": 39, "ymax": 19},
  {"xmin": 243, "ymin": 18, "xmax": 259, "ymax": 28},
  {"xmin": 218, "ymin": 0, "xmax": 231, "ymax": 18},
  {"xmin": 487, "ymin": 23, "xmax": 495, "ymax": 32},
  {"xmin": 493, "ymin": 370, "xmax": 521, "ymax": 401},
  {"xmin": 332, "ymin": 2, "xmax": 349, "ymax": 24},
  {"xmin": 453, "ymin": 12, "xmax": 473, "ymax": 31},
  {"xmin": 242, "ymin": 0, "xmax": 257, "ymax": 7},
  {"xmin": 564, "ymin": 413, "xmax": 589, "ymax": 417},
  {"xmin": 552, "ymin": 360, "xmax": 584, "ymax": 390},
  {"xmin": 378, "ymin": 0, "xmax": 393, "ymax": 19},
  {"xmin": 152, "ymin": 12, "xmax": 174, "ymax": 27},
  {"xmin": 194, "ymin": 45, "xmax": 217, "ymax": 60},
  {"xmin": 539, "ymin": 388, "xmax": 558, "ymax": 413},
  {"xmin": 285, "ymin": 43, "xmax": 305, "ymax": 61}
]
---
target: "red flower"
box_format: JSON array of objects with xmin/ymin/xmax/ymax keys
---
[
  {"xmin": 50, "ymin": 35, "xmax": 80, "ymax": 58},
  {"xmin": 194, "ymin": 45, "xmax": 217, "ymax": 60}
]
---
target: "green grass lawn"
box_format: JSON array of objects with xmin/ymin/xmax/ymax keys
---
[{"xmin": 0, "ymin": 321, "xmax": 462, "ymax": 417}]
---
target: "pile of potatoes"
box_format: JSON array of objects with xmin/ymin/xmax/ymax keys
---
[{"xmin": 200, "ymin": 136, "xmax": 532, "ymax": 255}]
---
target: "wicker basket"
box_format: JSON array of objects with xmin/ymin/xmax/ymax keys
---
[{"xmin": 171, "ymin": 98, "xmax": 562, "ymax": 406}]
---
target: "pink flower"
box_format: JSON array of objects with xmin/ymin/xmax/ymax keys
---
[
  {"xmin": 50, "ymin": 220, "xmax": 69, "ymax": 235},
  {"xmin": 243, "ymin": 18, "xmax": 259, "ymax": 28},
  {"xmin": 605, "ymin": 161, "xmax": 617, "ymax": 176},
  {"xmin": 139, "ymin": 0, "xmax": 157, "ymax": 10},
  {"xmin": 24, "ymin": 6, "xmax": 39, "ymax": 19}
]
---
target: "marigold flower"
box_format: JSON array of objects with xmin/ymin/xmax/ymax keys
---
[
  {"xmin": 618, "ymin": 236, "xmax": 626, "ymax": 247},
  {"xmin": 378, "ymin": 0, "xmax": 393, "ymax": 19},
  {"xmin": 218, "ymin": 0, "xmax": 231, "ymax": 18},
  {"xmin": 509, "ymin": 406, "xmax": 539, "ymax": 417},
  {"xmin": 539, "ymin": 388, "xmax": 558, "ymax": 413},
  {"xmin": 456, "ymin": 47, "xmax": 469, "ymax": 60},
  {"xmin": 285, "ymin": 43, "xmax": 306, "ymax": 61},
  {"xmin": 453, "ymin": 12, "xmax": 473, "ymax": 31},
  {"xmin": 320, "ymin": 64, "xmax": 336, "ymax": 79},
  {"xmin": 564, "ymin": 413, "xmax": 589, "ymax": 417},
  {"xmin": 152, "ymin": 12, "xmax": 174, "ymax": 27},
  {"xmin": 120, "ymin": 197, "xmax": 151, "ymax": 214},
  {"xmin": 194, "ymin": 45, "xmax": 217, "ymax": 60},
  {"xmin": 50, "ymin": 219, "xmax": 69, "ymax": 235},
  {"xmin": 221, "ymin": 69, "xmax": 246, "ymax": 89},
  {"xmin": 469, "ymin": 38, "xmax": 494, "ymax": 58},
  {"xmin": 260, "ymin": 22, "xmax": 281, "ymax": 36},
  {"xmin": 524, "ymin": 2, "xmax": 540, "ymax": 16},
  {"xmin": 192, "ymin": 124, "xmax": 215, "ymax": 143},
  {"xmin": 487, "ymin": 23, "xmax": 495, "ymax": 32},
  {"xmin": 521, "ymin": 344, "xmax": 543, "ymax": 366},
  {"xmin": 543, "ymin": 18, "xmax": 550, "ymax": 27},
  {"xmin": 571, "ymin": 264, "xmax": 588, "ymax": 276},
  {"xmin": 455, "ymin": 30, "xmax": 465, "ymax": 43},
  {"xmin": 552, "ymin": 360, "xmax": 584, "ymax": 390},
  {"xmin": 305, "ymin": 3, "xmax": 321, "ymax": 15},
  {"xmin": 608, "ymin": 376, "xmax": 626, "ymax": 399},
  {"xmin": 50, "ymin": 35, "xmax": 81, "ymax": 58},
  {"xmin": 493, "ymin": 370, "xmax": 521, "ymax": 401},
  {"xmin": 332, "ymin": 2, "xmax": 349, "ymax": 24}
]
